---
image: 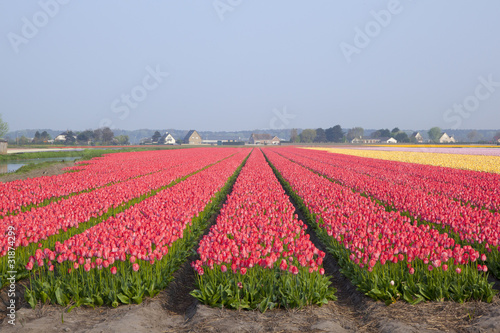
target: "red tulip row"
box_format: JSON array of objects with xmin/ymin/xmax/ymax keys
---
[
  {"xmin": 23, "ymin": 150, "xmax": 249, "ymax": 308},
  {"xmin": 271, "ymin": 148, "xmax": 500, "ymax": 278},
  {"xmin": 287, "ymin": 148, "xmax": 500, "ymax": 211},
  {"xmin": 264, "ymin": 149, "xmax": 496, "ymax": 304},
  {"xmin": 0, "ymin": 149, "xmax": 211, "ymax": 217},
  {"xmin": 0, "ymin": 148, "xmax": 238, "ymax": 274},
  {"xmin": 190, "ymin": 149, "xmax": 335, "ymax": 311}
]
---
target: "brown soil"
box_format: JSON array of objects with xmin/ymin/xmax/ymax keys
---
[
  {"xmin": 0, "ymin": 162, "xmax": 74, "ymax": 183},
  {"xmin": 1, "ymin": 276, "xmax": 499, "ymax": 333}
]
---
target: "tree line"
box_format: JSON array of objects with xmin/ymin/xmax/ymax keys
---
[
  {"xmin": 11, "ymin": 127, "xmax": 130, "ymax": 146},
  {"xmin": 290, "ymin": 126, "xmax": 412, "ymax": 143}
]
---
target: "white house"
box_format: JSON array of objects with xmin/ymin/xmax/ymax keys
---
[
  {"xmin": 410, "ymin": 132, "xmax": 424, "ymax": 143},
  {"xmin": 54, "ymin": 131, "xmax": 76, "ymax": 142},
  {"xmin": 439, "ymin": 133, "xmax": 456, "ymax": 143},
  {"xmin": 378, "ymin": 137, "xmax": 397, "ymax": 144},
  {"xmin": 160, "ymin": 132, "xmax": 176, "ymax": 145}
]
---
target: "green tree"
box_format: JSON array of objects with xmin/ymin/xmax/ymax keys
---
[
  {"xmin": 102, "ymin": 127, "xmax": 114, "ymax": 143},
  {"xmin": 379, "ymin": 129, "xmax": 391, "ymax": 137},
  {"xmin": 326, "ymin": 125, "xmax": 344, "ymax": 142},
  {"xmin": 115, "ymin": 135, "xmax": 130, "ymax": 145},
  {"xmin": 18, "ymin": 135, "xmax": 30, "ymax": 145},
  {"xmin": 40, "ymin": 131, "xmax": 51, "ymax": 142},
  {"xmin": 33, "ymin": 131, "xmax": 41, "ymax": 144},
  {"xmin": 290, "ymin": 129, "xmax": 299, "ymax": 143},
  {"xmin": 391, "ymin": 127, "xmax": 400, "ymax": 134},
  {"xmin": 347, "ymin": 127, "xmax": 364, "ymax": 140},
  {"xmin": 299, "ymin": 129, "xmax": 316, "ymax": 143},
  {"xmin": 428, "ymin": 127, "xmax": 442, "ymax": 143},
  {"xmin": 395, "ymin": 132, "xmax": 410, "ymax": 143},
  {"xmin": 77, "ymin": 132, "xmax": 87, "ymax": 143},
  {"xmin": 314, "ymin": 128, "xmax": 326, "ymax": 142},
  {"xmin": 65, "ymin": 131, "xmax": 76, "ymax": 144},
  {"xmin": 152, "ymin": 131, "xmax": 161, "ymax": 143},
  {"xmin": 93, "ymin": 128, "xmax": 103, "ymax": 142},
  {"xmin": 0, "ymin": 114, "xmax": 8, "ymax": 138}
]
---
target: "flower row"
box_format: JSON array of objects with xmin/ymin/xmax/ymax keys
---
[
  {"xmin": 302, "ymin": 148, "xmax": 500, "ymax": 211},
  {"xmin": 276, "ymin": 148, "xmax": 500, "ymax": 277},
  {"xmin": 23, "ymin": 150, "xmax": 249, "ymax": 307},
  {"xmin": 191, "ymin": 149, "xmax": 335, "ymax": 311},
  {"xmin": 0, "ymin": 148, "xmax": 213, "ymax": 216},
  {"xmin": 264, "ymin": 149, "xmax": 496, "ymax": 304},
  {"xmin": 311, "ymin": 147, "xmax": 500, "ymax": 173}
]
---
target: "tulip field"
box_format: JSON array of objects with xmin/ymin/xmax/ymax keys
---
[
  {"xmin": 1, "ymin": 146, "xmax": 500, "ymax": 314},
  {"xmin": 190, "ymin": 149, "xmax": 335, "ymax": 311}
]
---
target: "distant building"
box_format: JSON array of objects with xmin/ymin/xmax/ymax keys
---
[
  {"xmin": 54, "ymin": 131, "xmax": 76, "ymax": 142},
  {"xmin": 160, "ymin": 132, "xmax": 176, "ymax": 145},
  {"xmin": 410, "ymin": 132, "xmax": 424, "ymax": 143},
  {"xmin": 351, "ymin": 136, "xmax": 396, "ymax": 144},
  {"xmin": 379, "ymin": 137, "xmax": 397, "ymax": 144},
  {"xmin": 0, "ymin": 139, "xmax": 7, "ymax": 154},
  {"xmin": 351, "ymin": 137, "xmax": 380, "ymax": 144},
  {"xmin": 249, "ymin": 133, "xmax": 280, "ymax": 145},
  {"xmin": 380, "ymin": 138, "xmax": 398, "ymax": 143},
  {"xmin": 183, "ymin": 130, "xmax": 202, "ymax": 144},
  {"xmin": 439, "ymin": 132, "xmax": 456, "ymax": 143}
]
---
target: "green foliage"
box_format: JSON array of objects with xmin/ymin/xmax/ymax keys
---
[
  {"xmin": 325, "ymin": 125, "xmax": 344, "ymax": 143},
  {"xmin": 298, "ymin": 129, "xmax": 316, "ymax": 143},
  {"xmin": 0, "ymin": 114, "xmax": 8, "ymax": 138},
  {"xmin": 264, "ymin": 152, "xmax": 497, "ymax": 305},
  {"xmin": 191, "ymin": 266, "xmax": 336, "ymax": 312},
  {"xmin": 428, "ymin": 127, "xmax": 442, "ymax": 143},
  {"xmin": 314, "ymin": 128, "xmax": 327, "ymax": 143},
  {"xmin": 395, "ymin": 132, "xmax": 410, "ymax": 143},
  {"xmin": 347, "ymin": 127, "xmax": 364, "ymax": 140},
  {"xmin": 19, "ymin": 151, "xmax": 251, "ymax": 308}
]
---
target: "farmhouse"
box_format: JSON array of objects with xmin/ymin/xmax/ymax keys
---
[
  {"xmin": 410, "ymin": 132, "xmax": 424, "ymax": 143},
  {"xmin": 160, "ymin": 132, "xmax": 176, "ymax": 145},
  {"xmin": 54, "ymin": 131, "xmax": 76, "ymax": 142},
  {"xmin": 249, "ymin": 133, "xmax": 280, "ymax": 145},
  {"xmin": 0, "ymin": 139, "xmax": 7, "ymax": 154},
  {"xmin": 439, "ymin": 132, "xmax": 456, "ymax": 143},
  {"xmin": 380, "ymin": 137, "xmax": 397, "ymax": 144},
  {"xmin": 183, "ymin": 130, "xmax": 202, "ymax": 145},
  {"xmin": 351, "ymin": 136, "xmax": 397, "ymax": 144},
  {"xmin": 351, "ymin": 137, "xmax": 380, "ymax": 144}
]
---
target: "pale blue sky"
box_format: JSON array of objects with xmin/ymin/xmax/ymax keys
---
[{"xmin": 1, "ymin": 1, "xmax": 499, "ymax": 132}]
